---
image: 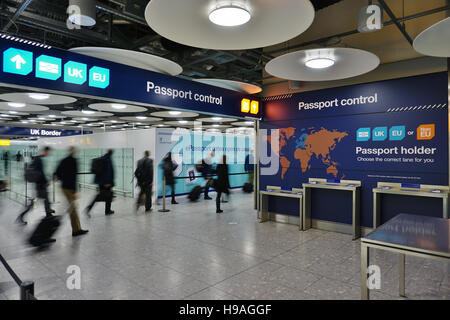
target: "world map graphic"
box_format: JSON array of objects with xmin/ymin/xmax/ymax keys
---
[{"xmin": 265, "ymin": 127, "xmax": 348, "ymax": 179}]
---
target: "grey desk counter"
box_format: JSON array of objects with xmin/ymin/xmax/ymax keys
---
[
  {"xmin": 361, "ymin": 213, "xmax": 450, "ymax": 300},
  {"xmin": 260, "ymin": 188, "xmax": 303, "ymax": 230},
  {"xmin": 373, "ymin": 183, "xmax": 449, "ymax": 228},
  {"xmin": 303, "ymin": 178, "xmax": 361, "ymax": 240}
]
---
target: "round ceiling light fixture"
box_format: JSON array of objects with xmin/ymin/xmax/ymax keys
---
[
  {"xmin": 28, "ymin": 93, "xmax": 50, "ymax": 100},
  {"xmin": 305, "ymin": 57, "xmax": 335, "ymax": 69},
  {"xmin": 8, "ymin": 102, "xmax": 26, "ymax": 108},
  {"xmin": 169, "ymin": 111, "xmax": 181, "ymax": 115},
  {"xmin": 209, "ymin": 4, "xmax": 251, "ymax": 27},
  {"xmin": 111, "ymin": 104, "xmax": 127, "ymax": 110},
  {"xmin": 82, "ymin": 109, "xmax": 95, "ymax": 115},
  {"xmin": 136, "ymin": 116, "xmax": 148, "ymax": 120},
  {"xmin": 178, "ymin": 120, "xmax": 188, "ymax": 124}
]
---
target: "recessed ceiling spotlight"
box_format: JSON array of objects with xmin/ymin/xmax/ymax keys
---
[
  {"xmin": 81, "ymin": 117, "xmax": 89, "ymax": 121},
  {"xmin": 209, "ymin": 4, "xmax": 251, "ymax": 27},
  {"xmin": 48, "ymin": 115, "xmax": 56, "ymax": 118},
  {"xmin": 111, "ymin": 104, "xmax": 127, "ymax": 110},
  {"xmin": 212, "ymin": 117, "xmax": 222, "ymax": 121},
  {"xmin": 244, "ymin": 121, "xmax": 253, "ymax": 125},
  {"xmin": 305, "ymin": 57, "xmax": 335, "ymax": 69},
  {"xmin": 169, "ymin": 111, "xmax": 181, "ymax": 115},
  {"xmin": 157, "ymin": 124, "xmax": 165, "ymax": 127},
  {"xmin": 8, "ymin": 111, "xmax": 18, "ymax": 114},
  {"xmin": 8, "ymin": 102, "xmax": 26, "ymax": 108},
  {"xmin": 82, "ymin": 109, "xmax": 95, "ymax": 114},
  {"xmin": 136, "ymin": 116, "xmax": 147, "ymax": 120},
  {"xmin": 212, "ymin": 124, "xmax": 220, "ymax": 127},
  {"xmin": 28, "ymin": 93, "xmax": 50, "ymax": 100},
  {"xmin": 178, "ymin": 120, "xmax": 188, "ymax": 124}
]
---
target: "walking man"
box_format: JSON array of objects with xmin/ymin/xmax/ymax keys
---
[
  {"xmin": 55, "ymin": 146, "xmax": 88, "ymax": 237},
  {"xmin": 201, "ymin": 151, "xmax": 215, "ymax": 200},
  {"xmin": 135, "ymin": 150, "xmax": 154, "ymax": 213},
  {"xmin": 86, "ymin": 149, "xmax": 115, "ymax": 216}
]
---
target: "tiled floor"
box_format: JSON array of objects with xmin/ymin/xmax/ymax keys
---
[{"xmin": 0, "ymin": 189, "xmax": 448, "ymax": 300}]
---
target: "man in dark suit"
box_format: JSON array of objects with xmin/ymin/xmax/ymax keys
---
[
  {"xmin": 135, "ymin": 150, "xmax": 154, "ymax": 212},
  {"xmin": 86, "ymin": 149, "xmax": 115, "ymax": 216}
]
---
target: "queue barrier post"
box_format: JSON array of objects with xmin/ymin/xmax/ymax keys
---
[
  {"xmin": 20, "ymin": 281, "xmax": 35, "ymax": 300},
  {"xmin": 158, "ymin": 176, "xmax": 170, "ymax": 213}
]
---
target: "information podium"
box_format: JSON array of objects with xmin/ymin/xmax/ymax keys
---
[
  {"xmin": 303, "ymin": 178, "xmax": 361, "ymax": 240},
  {"xmin": 372, "ymin": 182, "xmax": 450, "ymax": 228},
  {"xmin": 259, "ymin": 186, "xmax": 303, "ymax": 230}
]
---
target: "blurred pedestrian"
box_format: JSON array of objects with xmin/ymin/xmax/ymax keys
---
[
  {"xmin": 85, "ymin": 149, "xmax": 115, "ymax": 216},
  {"xmin": 214, "ymin": 155, "xmax": 230, "ymax": 214},
  {"xmin": 245, "ymin": 149, "xmax": 255, "ymax": 185},
  {"xmin": 16, "ymin": 151, "xmax": 23, "ymax": 162},
  {"xmin": 16, "ymin": 146, "xmax": 54, "ymax": 225},
  {"xmin": 201, "ymin": 151, "xmax": 215, "ymax": 200},
  {"xmin": 161, "ymin": 152, "xmax": 178, "ymax": 204},
  {"xmin": 55, "ymin": 146, "xmax": 88, "ymax": 237},
  {"xmin": 135, "ymin": 150, "xmax": 154, "ymax": 212}
]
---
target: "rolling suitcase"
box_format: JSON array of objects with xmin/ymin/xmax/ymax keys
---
[
  {"xmin": 243, "ymin": 183, "xmax": 254, "ymax": 193},
  {"xmin": 188, "ymin": 186, "xmax": 203, "ymax": 202},
  {"xmin": 29, "ymin": 215, "xmax": 61, "ymax": 247}
]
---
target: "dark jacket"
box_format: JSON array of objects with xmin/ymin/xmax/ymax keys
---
[
  {"xmin": 201, "ymin": 158, "xmax": 213, "ymax": 178},
  {"xmin": 55, "ymin": 155, "xmax": 78, "ymax": 191},
  {"xmin": 245, "ymin": 154, "xmax": 254, "ymax": 172},
  {"xmin": 94, "ymin": 154, "xmax": 115, "ymax": 187},
  {"xmin": 136, "ymin": 157, "xmax": 154, "ymax": 186},
  {"xmin": 214, "ymin": 163, "xmax": 230, "ymax": 193},
  {"xmin": 33, "ymin": 156, "xmax": 47, "ymax": 186},
  {"xmin": 162, "ymin": 157, "xmax": 176, "ymax": 186}
]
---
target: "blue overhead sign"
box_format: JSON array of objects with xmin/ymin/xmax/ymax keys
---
[
  {"xmin": 0, "ymin": 38, "xmax": 260, "ymax": 119},
  {"xmin": 0, "ymin": 126, "xmax": 92, "ymax": 137}
]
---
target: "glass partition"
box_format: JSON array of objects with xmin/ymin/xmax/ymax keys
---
[{"xmin": 1, "ymin": 147, "xmax": 134, "ymax": 205}]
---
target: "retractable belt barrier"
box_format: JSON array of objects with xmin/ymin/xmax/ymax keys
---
[{"xmin": 0, "ymin": 253, "xmax": 37, "ymax": 300}]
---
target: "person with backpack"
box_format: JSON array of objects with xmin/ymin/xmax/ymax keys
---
[
  {"xmin": 161, "ymin": 152, "xmax": 178, "ymax": 205},
  {"xmin": 135, "ymin": 150, "xmax": 154, "ymax": 213},
  {"xmin": 85, "ymin": 149, "xmax": 115, "ymax": 216},
  {"xmin": 16, "ymin": 146, "xmax": 55, "ymax": 225},
  {"xmin": 214, "ymin": 155, "xmax": 230, "ymax": 214},
  {"xmin": 55, "ymin": 146, "xmax": 88, "ymax": 237}
]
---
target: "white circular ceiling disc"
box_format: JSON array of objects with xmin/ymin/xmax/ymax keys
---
[
  {"xmin": 145, "ymin": 0, "xmax": 315, "ymax": 50},
  {"xmin": 150, "ymin": 111, "xmax": 199, "ymax": 118},
  {"xmin": 265, "ymin": 48, "xmax": 380, "ymax": 81},
  {"xmin": 70, "ymin": 47, "xmax": 183, "ymax": 75},
  {"xmin": 0, "ymin": 102, "xmax": 49, "ymax": 112},
  {"xmin": 88, "ymin": 103, "xmax": 148, "ymax": 113},
  {"xmin": 61, "ymin": 110, "xmax": 113, "ymax": 117},
  {"xmin": 0, "ymin": 93, "xmax": 77, "ymax": 105},
  {"xmin": 196, "ymin": 117, "xmax": 237, "ymax": 123},
  {"xmin": 119, "ymin": 116, "xmax": 162, "ymax": 122},
  {"xmin": 413, "ymin": 17, "xmax": 450, "ymax": 57},
  {"xmin": 195, "ymin": 79, "xmax": 262, "ymax": 94}
]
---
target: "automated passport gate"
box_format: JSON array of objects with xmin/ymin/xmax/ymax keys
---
[
  {"xmin": 259, "ymin": 186, "xmax": 303, "ymax": 229},
  {"xmin": 303, "ymin": 178, "xmax": 361, "ymax": 240},
  {"xmin": 372, "ymin": 182, "xmax": 450, "ymax": 228},
  {"xmin": 0, "ymin": 37, "xmax": 261, "ymax": 119}
]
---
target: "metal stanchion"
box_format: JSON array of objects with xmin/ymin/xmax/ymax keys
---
[
  {"xmin": 158, "ymin": 176, "xmax": 170, "ymax": 213},
  {"xmin": 20, "ymin": 281, "xmax": 34, "ymax": 300}
]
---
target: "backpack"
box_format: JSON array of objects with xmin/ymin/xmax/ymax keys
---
[
  {"xmin": 188, "ymin": 186, "xmax": 202, "ymax": 202},
  {"xmin": 91, "ymin": 157, "xmax": 106, "ymax": 177},
  {"xmin": 195, "ymin": 161, "xmax": 204, "ymax": 174},
  {"xmin": 24, "ymin": 159, "xmax": 41, "ymax": 183}
]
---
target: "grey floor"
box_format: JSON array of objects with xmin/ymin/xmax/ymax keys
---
[{"xmin": 0, "ymin": 189, "xmax": 448, "ymax": 300}]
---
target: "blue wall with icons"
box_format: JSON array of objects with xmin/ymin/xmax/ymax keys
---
[{"xmin": 260, "ymin": 72, "xmax": 449, "ymax": 227}]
